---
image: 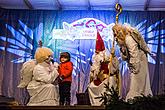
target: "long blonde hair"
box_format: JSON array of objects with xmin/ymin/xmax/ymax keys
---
[
  {"xmin": 34, "ymin": 47, "xmax": 53, "ymax": 63},
  {"xmin": 112, "ymin": 24, "xmax": 126, "ymax": 46}
]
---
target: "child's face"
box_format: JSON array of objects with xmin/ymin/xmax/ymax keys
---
[{"xmin": 60, "ymin": 57, "xmax": 68, "ymax": 63}]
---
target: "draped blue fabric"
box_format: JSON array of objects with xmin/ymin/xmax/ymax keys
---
[{"xmin": 0, "ymin": 9, "xmax": 165, "ymax": 105}]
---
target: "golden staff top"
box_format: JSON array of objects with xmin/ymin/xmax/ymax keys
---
[
  {"xmin": 111, "ymin": 3, "xmax": 123, "ymax": 47},
  {"xmin": 115, "ymin": 3, "xmax": 122, "ymax": 24},
  {"xmin": 109, "ymin": 3, "xmax": 122, "ymax": 75}
]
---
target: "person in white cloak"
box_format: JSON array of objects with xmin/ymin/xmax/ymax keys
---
[
  {"xmin": 26, "ymin": 47, "xmax": 59, "ymax": 106},
  {"xmin": 112, "ymin": 24, "xmax": 153, "ymax": 102},
  {"xmin": 88, "ymin": 31, "xmax": 121, "ymax": 106}
]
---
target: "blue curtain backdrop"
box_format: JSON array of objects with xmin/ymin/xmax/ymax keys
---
[{"xmin": 0, "ymin": 9, "xmax": 165, "ymax": 105}]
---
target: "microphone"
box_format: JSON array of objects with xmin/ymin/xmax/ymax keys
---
[{"xmin": 50, "ymin": 58, "xmax": 55, "ymax": 64}]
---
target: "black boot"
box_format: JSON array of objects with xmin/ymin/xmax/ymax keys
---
[{"xmin": 60, "ymin": 101, "xmax": 64, "ymax": 106}]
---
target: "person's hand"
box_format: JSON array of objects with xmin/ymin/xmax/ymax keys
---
[
  {"xmin": 120, "ymin": 46, "xmax": 127, "ymax": 55},
  {"xmin": 49, "ymin": 63, "xmax": 55, "ymax": 72},
  {"xmin": 54, "ymin": 62, "xmax": 59, "ymax": 69}
]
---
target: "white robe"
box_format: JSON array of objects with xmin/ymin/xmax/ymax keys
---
[
  {"xmin": 88, "ymin": 56, "xmax": 120, "ymax": 106},
  {"xmin": 125, "ymin": 35, "xmax": 152, "ymax": 101},
  {"xmin": 27, "ymin": 62, "xmax": 59, "ymax": 106},
  {"xmin": 88, "ymin": 76, "xmax": 117, "ymax": 106}
]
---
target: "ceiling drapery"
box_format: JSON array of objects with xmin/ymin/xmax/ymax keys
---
[{"xmin": 0, "ymin": 0, "xmax": 165, "ymax": 11}]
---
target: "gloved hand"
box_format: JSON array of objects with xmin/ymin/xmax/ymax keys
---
[{"xmin": 120, "ymin": 46, "xmax": 127, "ymax": 55}]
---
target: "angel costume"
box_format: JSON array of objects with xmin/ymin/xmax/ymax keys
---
[
  {"xmin": 124, "ymin": 34, "xmax": 152, "ymax": 101},
  {"xmin": 26, "ymin": 47, "xmax": 59, "ymax": 106},
  {"xmin": 113, "ymin": 24, "xmax": 152, "ymax": 101}
]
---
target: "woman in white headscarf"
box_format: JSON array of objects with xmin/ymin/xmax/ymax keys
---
[{"xmin": 26, "ymin": 47, "xmax": 59, "ymax": 106}]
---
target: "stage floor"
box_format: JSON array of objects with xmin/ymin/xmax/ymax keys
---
[{"xmin": 0, "ymin": 105, "xmax": 105, "ymax": 110}]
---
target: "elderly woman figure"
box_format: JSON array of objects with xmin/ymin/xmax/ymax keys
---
[{"xmin": 112, "ymin": 24, "xmax": 152, "ymax": 101}]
